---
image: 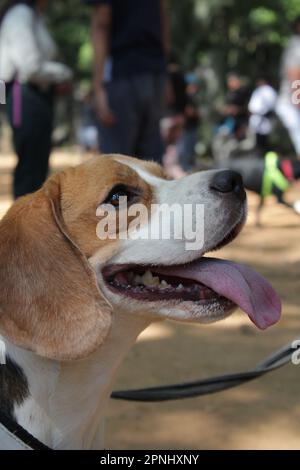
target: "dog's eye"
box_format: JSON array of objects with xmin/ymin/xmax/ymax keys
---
[{"xmin": 103, "ymin": 184, "xmax": 139, "ymax": 207}]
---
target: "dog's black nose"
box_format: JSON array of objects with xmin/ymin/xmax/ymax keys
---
[{"xmin": 210, "ymin": 170, "xmax": 245, "ymax": 200}]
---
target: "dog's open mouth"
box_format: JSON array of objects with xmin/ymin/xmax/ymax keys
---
[
  {"xmin": 103, "ymin": 258, "xmax": 281, "ymax": 330},
  {"xmin": 104, "ymin": 265, "xmax": 227, "ymax": 302},
  {"xmin": 102, "ymin": 220, "xmax": 281, "ymax": 330}
]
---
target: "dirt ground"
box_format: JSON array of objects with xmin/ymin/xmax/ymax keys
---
[{"xmin": 1, "ymin": 150, "xmax": 300, "ymax": 450}]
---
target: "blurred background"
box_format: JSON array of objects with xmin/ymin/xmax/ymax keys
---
[
  {"xmin": 0, "ymin": 0, "xmax": 300, "ymax": 450},
  {"xmin": 2, "ymin": 0, "xmax": 300, "ymax": 159}
]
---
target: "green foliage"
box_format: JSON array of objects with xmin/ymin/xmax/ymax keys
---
[
  {"xmin": 47, "ymin": 0, "xmax": 91, "ymax": 79},
  {"xmin": 249, "ymin": 7, "xmax": 277, "ymax": 27},
  {"xmin": 280, "ymin": 0, "xmax": 300, "ymax": 20},
  {"xmin": 10, "ymin": 0, "xmax": 299, "ymax": 90},
  {"xmin": 170, "ymin": 0, "xmax": 300, "ymax": 86},
  {"xmin": 78, "ymin": 41, "xmax": 93, "ymax": 74}
]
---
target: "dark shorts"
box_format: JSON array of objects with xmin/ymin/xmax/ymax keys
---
[
  {"xmin": 6, "ymin": 83, "xmax": 54, "ymax": 198},
  {"xmin": 99, "ymin": 73, "xmax": 166, "ymax": 163}
]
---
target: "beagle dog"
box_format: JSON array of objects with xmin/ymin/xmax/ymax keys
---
[{"xmin": 0, "ymin": 155, "xmax": 281, "ymax": 449}]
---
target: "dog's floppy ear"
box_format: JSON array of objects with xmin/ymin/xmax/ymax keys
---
[{"xmin": 0, "ymin": 174, "xmax": 112, "ymax": 361}]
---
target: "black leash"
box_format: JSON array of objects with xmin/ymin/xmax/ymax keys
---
[
  {"xmin": 111, "ymin": 337, "xmax": 300, "ymax": 402},
  {"xmin": 0, "ymin": 412, "xmax": 51, "ymax": 450}
]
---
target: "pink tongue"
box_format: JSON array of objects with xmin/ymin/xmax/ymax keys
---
[{"xmin": 163, "ymin": 258, "xmax": 281, "ymax": 329}]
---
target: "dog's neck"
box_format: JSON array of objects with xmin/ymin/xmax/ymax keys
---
[{"xmin": 2, "ymin": 313, "xmax": 150, "ymax": 450}]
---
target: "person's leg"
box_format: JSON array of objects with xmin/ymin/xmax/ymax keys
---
[
  {"xmin": 98, "ymin": 79, "xmax": 139, "ymax": 155},
  {"xmin": 134, "ymin": 74, "xmax": 166, "ymax": 163},
  {"xmin": 178, "ymin": 128, "xmax": 197, "ymax": 171},
  {"xmin": 32, "ymin": 100, "xmax": 53, "ymax": 189},
  {"xmin": 255, "ymin": 196, "xmax": 265, "ymax": 227},
  {"xmin": 255, "ymin": 133, "xmax": 269, "ymax": 156},
  {"xmin": 276, "ymin": 100, "xmax": 300, "ymax": 156},
  {"xmin": 7, "ymin": 85, "xmax": 53, "ymax": 198}
]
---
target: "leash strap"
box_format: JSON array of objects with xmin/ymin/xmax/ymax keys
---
[
  {"xmin": 111, "ymin": 337, "xmax": 300, "ymax": 401},
  {"xmin": 12, "ymin": 80, "xmax": 22, "ymax": 128},
  {"xmin": 262, "ymin": 152, "xmax": 290, "ymax": 197},
  {"xmin": 0, "ymin": 412, "xmax": 50, "ymax": 450}
]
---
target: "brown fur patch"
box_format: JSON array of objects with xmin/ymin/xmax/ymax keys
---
[
  {"xmin": 57, "ymin": 155, "xmax": 159, "ymax": 257},
  {"xmin": 0, "ymin": 176, "xmax": 112, "ymax": 361},
  {"xmin": 0, "ymin": 154, "xmax": 165, "ymax": 359}
]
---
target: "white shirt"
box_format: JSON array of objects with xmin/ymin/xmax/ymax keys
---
[
  {"xmin": 0, "ymin": 5, "xmax": 72, "ymax": 85},
  {"xmin": 248, "ymin": 84, "xmax": 278, "ymax": 135},
  {"xmin": 279, "ymin": 35, "xmax": 300, "ymax": 102}
]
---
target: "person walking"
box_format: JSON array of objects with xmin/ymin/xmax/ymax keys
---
[
  {"xmin": 85, "ymin": 0, "xmax": 170, "ymax": 163},
  {"xmin": 276, "ymin": 16, "xmax": 300, "ymax": 158},
  {"xmin": 0, "ymin": 0, "xmax": 72, "ymax": 198},
  {"xmin": 248, "ymin": 76, "xmax": 277, "ymax": 155}
]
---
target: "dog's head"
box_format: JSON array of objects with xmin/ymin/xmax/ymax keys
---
[{"xmin": 0, "ymin": 155, "xmax": 281, "ymax": 361}]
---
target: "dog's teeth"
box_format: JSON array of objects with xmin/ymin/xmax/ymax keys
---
[
  {"xmin": 141, "ymin": 270, "xmax": 160, "ymax": 286},
  {"xmin": 142, "ymin": 270, "xmax": 153, "ymax": 285},
  {"xmin": 158, "ymin": 279, "xmax": 171, "ymax": 289},
  {"xmin": 160, "ymin": 279, "xmax": 169, "ymax": 289},
  {"xmin": 176, "ymin": 284, "xmax": 184, "ymax": 290}
]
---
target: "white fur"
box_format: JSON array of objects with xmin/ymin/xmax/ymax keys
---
[{"xmin": 8, "ymin": 314, "xmax": 150, "ymax": 449}]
